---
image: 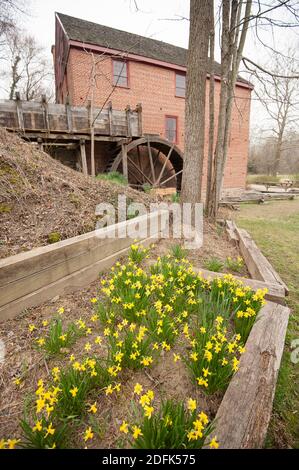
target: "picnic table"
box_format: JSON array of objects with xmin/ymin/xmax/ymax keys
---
[{"xmin": 260, "ymin": 180, "xmax": 294, "ymax": 191}]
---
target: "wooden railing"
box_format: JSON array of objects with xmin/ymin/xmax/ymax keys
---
[{"xmin": 0, "ymin": 94, "xmax": 142, "ymax": 138}]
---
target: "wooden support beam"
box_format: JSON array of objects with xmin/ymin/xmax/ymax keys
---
[
  {"xmin": 125, "ymin": 105, "xmax": 132, "ymax": 137},
  {"xmin": 211, "ymin": 301, "xmax": 290, "ymax": 448},
  {"xmin": 41, "ymin": 142, "xmax": 78, "ymax": 149},
  {"xmin": 80, "ymin": 139, "xmax": 88, "ymax": 176},
  {"xmin": 37, "ymin": 137, "xmax": 43, "ymax": 152},
  {"xmin": 121, "ymin": 142, "xmax": 128, "ymax": 180},
  {"xmin": 18, "ymin": 132, "xmax": 124, "ymax": 143},
  {"xmin": 15, "ymin": 92, "xmax": 24, "ymax": 130}
]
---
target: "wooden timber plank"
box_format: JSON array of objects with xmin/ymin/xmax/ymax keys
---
[
  {"xmin": 235, "ymin": 226, "xmax": 289, "ymax": 295},
  {"xmin": 194, "ymin": 268, "xmax": 286, "ymax": 305},
  {"xmin": 0, "ymin": 211, "xmax": 167, "ymax": 307},
  {"xmin": 0, "ymin": 235, "xmax": 158, "ymax": 322},
  {"xmin": 211, "ymin": 301, "xmax": 290, "ymax": 448},
  {"xmin": 225, "ymin": 219, "xmax": 239, "ymax": 243},
  {"xmin": 0, "ymin": 236, "xmax": 144, "ymax": 307}
]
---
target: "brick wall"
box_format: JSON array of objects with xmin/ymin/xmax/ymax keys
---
[{"xmin": 61, "ymin": 46, "xmax": 251, "ymax": 191}]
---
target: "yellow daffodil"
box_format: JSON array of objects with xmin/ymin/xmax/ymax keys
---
[
  {"xmin": 209, "ymin": 436, "xmax": 219, "ymax": 449},
  {"xmin": 0, "ymin": 439, "xmax": 7, "ymax": 449},
  {"xmin": 144, "ymin": 405, "xmax": 154, "ymax": 419},
  {"xmin": 44, "ymin": 423, "xmax": 55, "ymax": 438},
  {"xmin": 84, "ymin": 427, "xmax": 94, "ymax": 441},
  {"xmin": 6, "ymin": 439, "xmax": 20, "ymax": 449},
  {"xmin": 88, "ymin": 402, "xmax": 97, "ymax": 414},
  {"xmin": 190, "ymin": 352, "xmax": 198, "ymax": 362},
  {"xmin": 132, "ymin": 425, "xmax": 143, "ymax": 439},
  {"xmin": 134, "ymin": 383, "xmax": 143, "ymax": 395},
  {"xmin": 105, "ymin": 384, "xmax": 113, "ymax": 395},
  {"xmin": 173, "ymin": 353, "xmax": 181, "ymax": 363},
  {"xmin": 119, "ymin": 421, "xmax": 129, "ymax": 434},
  {"xmin": 187, "ymin": 398, "xmax": 197, "ymax": 412},
  {"xmin": 32, "ymin": 420, "xmax": 43, "ymax": 432},
  {"xmin": 70, "ymin": 387, "xmax": 78, "ymax": 398}
]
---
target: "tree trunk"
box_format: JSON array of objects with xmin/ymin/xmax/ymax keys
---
[
  {"xmin": 180, "ymin": 0, "xmax": 212, "ymax": 204},
  {"xmin": 9, "ymin": 55, "xmax": 21, "ymax": 100},
  {"xmin": 207, "ymin": 0, "xmax": 252, "ymax": 219},
  {"xmin": 205, "ymin": 0, "xmax": 215, "ymax": 212},
  {"xmin": 207, "ymin": 0, "xmax": 231, "ymax": 218},
  {"xmin": 272, "ymin": 136, "xmax": 282, "ymax": 175}
]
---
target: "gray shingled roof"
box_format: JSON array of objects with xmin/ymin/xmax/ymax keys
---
[{"xmin": 56, "ymin": 12, "xmax": 250, "ymax": 85}]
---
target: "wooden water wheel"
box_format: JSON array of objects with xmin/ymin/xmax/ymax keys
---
[{"xmin": 105, "ymin": 136, "xmax": 184, "ymax": 192}]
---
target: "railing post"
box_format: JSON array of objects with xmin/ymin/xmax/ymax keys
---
[
  {"xmin": 15, "ymin": 92, "xmax": 24, "ymax": 131},
  {"xmin": 65, "ymin": 95, "xmax": 73, "ymax": 133},
  {"xmin": 125, "ymin": 104, "xmax": 132, "ymax": 138},
  {"xmin": 41, "ymin": 94, "xmax": 50, "ymax": 132},
  {"xmin": 108, "ymin": 101, "xmax": 114, "ymax": 136},
  {"xmin": 136, "ymin": 103, "xmax": 142, "ymax": 136}
]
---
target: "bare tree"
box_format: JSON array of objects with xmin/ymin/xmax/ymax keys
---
[
  {"xmin": 206, "ymin": 0, "xmax": 252, "ymax": 218},
  {"xmin": 180, "ymin": 0, "xmax": 212, "ymax": 204},
  {"xmin": 253, "ymin": 50, "xmax": 299, "ymax": 175},
  {"xmin": 1, "ymin": 28, "xmax": 54, "ymax": 101},
  {"xmin": 0, "ymin": 0, "xmax": 29, "ymax": 45}
]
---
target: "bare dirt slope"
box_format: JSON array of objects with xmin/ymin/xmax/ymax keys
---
[{"xmin": 0, "ymin": 129, "xmax": 153, "ymax": 259}]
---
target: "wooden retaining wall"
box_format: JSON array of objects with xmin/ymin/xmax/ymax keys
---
[
  {"xmin": 207, "ymin": 219, "xmax": 290, "ymax": 448},
  {"xmin": 0, "ymin": 214, "xmax": 291, "ymax": 449},
  {"xmin": 0, "ymin": 210, "xmax": 167, "ymax": 322},
  {"xmin": 212, "ymin": 301, "xmax": 290, "ymax": 448},
  {"xmin": 234, "ymin": 225, "xmax": 289, "ymax": 295}
]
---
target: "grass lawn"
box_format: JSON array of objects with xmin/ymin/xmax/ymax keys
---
[{"xmin": 235, "ymin": 199, "xmax": 299, "ymax": 448}]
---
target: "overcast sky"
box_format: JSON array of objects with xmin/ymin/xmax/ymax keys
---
[{"xmin": 6, "ymin": 0, "xmax": 299, "ymax": 135}]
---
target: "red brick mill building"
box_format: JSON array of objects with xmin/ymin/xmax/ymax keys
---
[{"xmin": 53, "ymin": 12, "xmax": 252, "ymax": 194}]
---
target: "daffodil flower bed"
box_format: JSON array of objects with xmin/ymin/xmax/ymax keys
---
[{"xmin": 0, "ymin": 244, "xmax": 267, "ymax": 449}]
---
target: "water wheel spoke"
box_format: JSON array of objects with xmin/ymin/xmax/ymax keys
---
[
  {"xmin": 147, "ymin": 138, "xmax": 156, "ymax": 183},
  {"xmin": 136, "ymin": 145, "xmax": 144, "ymax": 182},
  {"xmin": 155, "ymin": 144, "xmax": 174, "ymax": 186},
  {"xmin": 127, "ymin": 155, "xmax": 154, "ymax": 185},
  {"xmin": 128, "ymin": 166, "xmax": 144, "ymax": 186},
  {"xmin": 160, "ymin": 169, "xmax": 183, "ymax": 186}
]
